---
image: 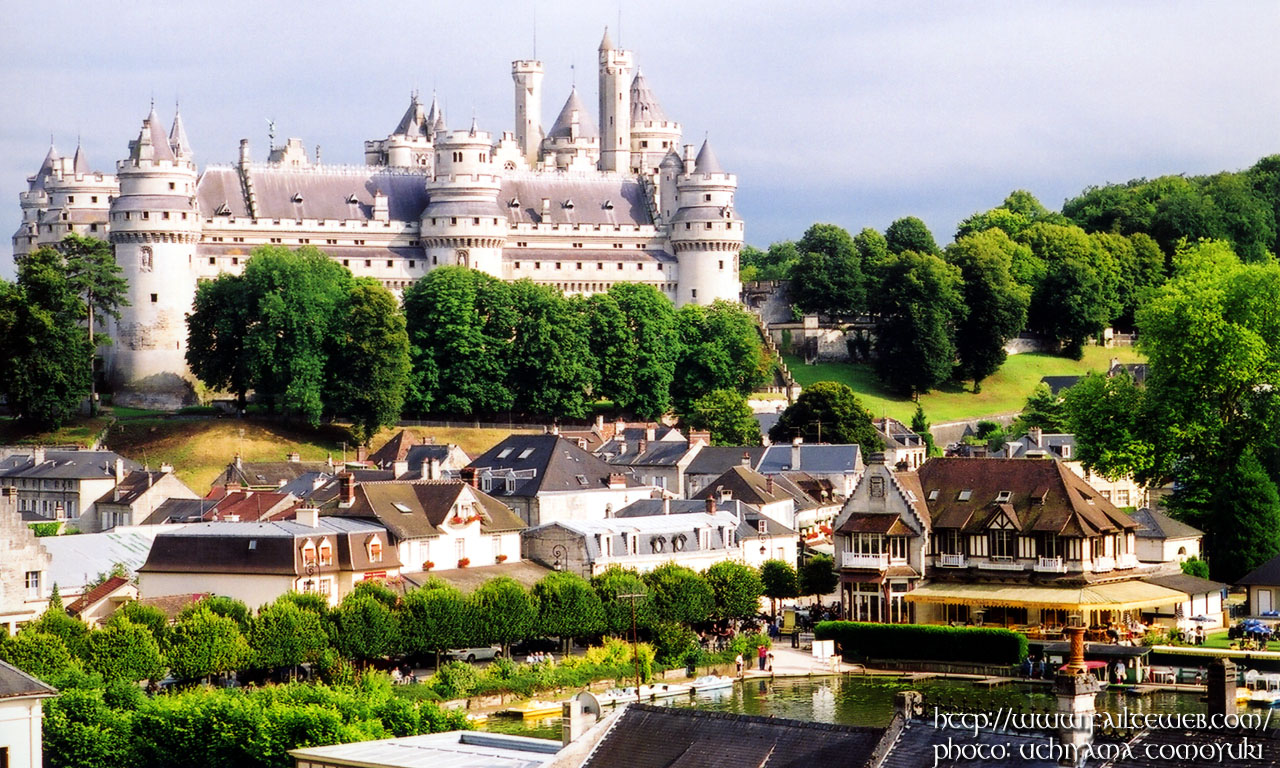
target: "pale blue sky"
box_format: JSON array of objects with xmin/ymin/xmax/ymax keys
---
[{"xmin": 2, "ymin": 1, "xmax": 1277, "ymax": 274}]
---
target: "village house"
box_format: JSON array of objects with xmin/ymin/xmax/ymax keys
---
[
  {"xmin": 0, "ymin": 660, "xmax": 58, "ymax": 768},
  {"xmin": 137, "ymin": 511, "xmax": 399, "ymax": 607},
  {"xmin": 871, "ymin": 417, "xmax": 928, "ymax": 471},
  {"xmin": 1000, "ymin": 427, "xmax": 1150, "ymax": 508},
  {"xmin": 681, "ymin": 445, "xmax": 767, "ymax": 498},
  {"xmin": 755, "ymin": 439, "xmax": 863, "ymax": 497},
  {"xmin": 0, "ymin": 447, "xmax": 140, "ymax": 526},
  {"xmin": 1128, "ymin": 507, "xmax": 1203, "ymax": 563},
  {"xmin": 322, "ymin": 475, "xmax": 525, "ymax": 573},
  {"xmin": 214, "ymin": 452, "xmax": 351, "ymax": 491},
  {"xmin": 0, "ymin": 488, "xmax": 51, "ymax": 634},
  {"xmin": 64, "ymin": 575, "xmax": 137, "ymax": 628},
  {"xmin": 88, "ymin": 468, "xmax": 199, "ymax": 532},
  {"xmin": 691, "ymin": 465, "xmax": 797, "ymax": 530},
  {"xmin": 198, "ymin": 486, "xmax": 300, "ymax": 523},
  {"xmin": 614, "ymin": 497, "xmax": 797, "ymax": 567},
  {"xmin": 1237, "ymin": 555, "xmax": 1280, "ymax": 617},
  {"xmin": 367, "ymin": 430, "xmax": 471, "ymax": 480},
  {"xmin": 465, "ymin": 434, "xmax": 655, "ymax": 526},
  {"xmin": 595, "ymin": 423, "xmax": 705, "ymax": 497}
]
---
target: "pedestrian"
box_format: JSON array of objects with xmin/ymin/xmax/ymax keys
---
[
  {"xmin": 1113, "ymin": 660, "xmax": 1126, "ymax": 685},
  {"xmin": 766, "ymin": 652, "xmax": 774, "ymax": 672},
  {"xmin": 757, "ymin": 644, "xmax": 768, "ymax": 671},
  {"xmin": 735, "ymin": 653, "xmax": 744, "ymax": 676}
]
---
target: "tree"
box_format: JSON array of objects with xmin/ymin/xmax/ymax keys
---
[
  {"xmin": 1061, "ymin": 372, "xmax": 1153, "ymax": 481},
  {"xmin": 401, "ymin": 582, "xmax": 476, "ymax": 666},
  {"xmin": 1011, "ymin": 382, "xmax": 1068, "ymax": 436},
  {"xmin": 1180, "ymin": 557, "xmax": 1210, "ymax": 580},
  {"xmin": 179, "ymin": 595, "xmax": 251, "ymax": 633},
  {"xmin": 769, "ymin": 381, "xmax": 883, "ymax": 451},
  {"xmin": 0, "ymin": 248, "xmax": 92, "ymax": 429},
  {"xmin": 591, "ymin": 566, "xmax": 655, "ymax": 637},
  {"xmin": 62, "ymin": 234, "xmax": 128, "ymax": 415},
  {"xmin": 0, "ymin": 631, "xmax": 77, "ymax": 681},
  {"xmin": 325, "ymin": 279, "xmax": 410, "ymax": 444},
  {"xmin": 871, "ymin": 250, "xmax": 965, "ymax": 396},
  {"xmin": 945, "ymin": 230, "xmax": 1030, "ymax": 390},
  {"xmin": 42, "ymin": 687, "xmax": 135, "ymax": 768},
  {"xmin": 248, "ymin": 599, "xmax": 329, "ymax": 674},
  {"xmin": 330, "ymin": 594, "xmax": 401, "ymax": 666},
  {"xmin": 166, "ymin": 606, "xmax": 249, "ymax": 681},
  {"xmin": 853, "ymin": 229, "xmax": 892, "ymax": 298},
  {"xmin": 643, "ymin": 563, "xmax": 714, "ymax": 626},
  {"xmin": 584, "ymin": 292, "xmax": 639, "ymax": 410},
  {"xmin": 86, "ymin": 618, "xmax": 165, "ymax": 683},
  {"xmin": 885, "ymin": 216, "xmax": 940, "ymax": 256},
  {"xmin": 703, "ymin": 561, "xmax": 763, "ymax": 621},
  {"xmin": 532, "ymin": 571, "xmax": 605, "ymax": 651},
  {"xmin": 610, "ymin": 283, "xmax": 682, "ymax": 419},
  {"xmin": 109, "ymin": 602, "xmax": 170, "ymax": 647},
  {"xmin": 1205, "ymin": 450, "xmax": 1280, "ymax": 582},
  {"xmin": 507, "ymin": 280, "xmax": 596, "ymax": 418},
  {"xmin": 471, "ymin": 577, "xmax": 535, "ymax": 655},
  {"xmin": 798, "ymin": 554, "xmax": 838, "ymax": 605},
  {"xmin": 27, "ymin": 607, "xmax": 91, "ymax": 659},
  {"xmin": 788, "ymin": 224, "xmax": 865, "ymax": 319},
  {"xmin": 672, "ymin": 301, "xmax": 769, "ymax": 412},
  {"xmin": 683, "ymin": 389, "xmax": 761, "ymax": 446},
  {"xmin": 186, "ymin": 273, "xmax": 254, "ymax": 410},
  {"xmin": 1018, "ymin": 223, "xmax": 1115, "ymax": 357},
  {"xmin": 759, "ymin": 559, "xmax": 799, "ymax": 619},
  {"xmin": 911, "ymin": 404, "xmax": 939, "ymax": 457},
  {"xmin": 741, "ymin": 241, "xmax": 800, "ymax": 283}
]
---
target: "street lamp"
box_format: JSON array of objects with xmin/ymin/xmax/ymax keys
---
[{"xmin": 551, "ymin": 544, "xmax": 567, "ymax": 572}]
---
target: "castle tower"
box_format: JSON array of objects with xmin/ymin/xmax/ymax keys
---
[
  {"xmin": 512, "ymin": 59, "xmax": 544, "ymax": 167},
  {"xmin": 597, "ymin": 28, "xmax": 632, "ymax": 173},
  {"xmin": 629, "ymin": 71, "xmax": 681, "ymax": 175},
  {"xmin": 670, "ymin": 139, "xmax": 743, "ymax": 306},
  {"xmin": 14, "ymin": 140, "xmax": 117, "ymax": 257},
  {"xmin": 540, "ymin": 88, "xmax": 599, "ymax": 171},
  {"xmin": 364, "ymin": 93, "xmax": 434, "ymax": 170},
  {"xmin": 420, "ymin": 123, "xmax": 508, "ymax": 277},
  {"xmin": 108, "ymin": 105, "xmax": 201, "ymax": 408}
]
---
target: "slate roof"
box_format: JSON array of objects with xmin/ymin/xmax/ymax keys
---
[
  {"xmin": 547, "ymin": 88, "xmax": 597, "ymax": 139},
  {"xmin": 196, "ymin": 166, "xmax": 431, "ymax": 223},
  {"xmin": 872, "ymin": 417, "xmax": 926, "ymax": 450},
  {"xmin": 329, "ymin": 480, "xmax": 526, "ymax": 540},
  {"xmin": 1237, "ymin": 553, "xmax": 1280, "ymax": 586},
  {"xmin": 216, "ymin": 460, "xmax": 332, "ymax": 488},
  {"xmin": 30, "ymin": 144, "xmax": 58, "ymax": 190},
  {"xmin": 917, "ymin": 458, "xmax": 1136, "ymax": 538},
  {"xmin": 1128, "ymin": 507, "xmax": 1202, "ymax": 540},
  {"xmin": 0, "ymin": 450, "xmax": 139, "ymax": 480},
  {"xmin": 757, "ymin": 444, "xmax": 861, "ymax": 474},
  {"xmin": 601, "ymin": 440, "xmax": 694, "ymax": 468},
  {"xmin": 691, "ymin": 465, "xmax": 794, "ymax": 507},
  {"xmin": 615, "ymin": 498, "xmax": 795, "ymax": 538},
  {"xmin": 1141, "ymin": 573, "xmax": 1228, "ymax": 596},
  {"xmin": 580, "ymin": 703, "xmax": 885, "ymax": 768},
  {"xmin": 1004, "ymin": 432, "xmax": 1076, "ymax": 459},
  {"xmin": 72, "ymin": 142, "xmax": 91, "ymax": 175},
  {"xmin": 94, "ymin": 470, "xmax": 170, "ymax": 506},
  {"xmin": 685, "ymin": 446, "xmax": 766, "ymax": 477},
  {"xmin": 0, "ymin": 659, "xmax": 57, "ymax": 701},
  {"xmin": 1040, "ymin": 375, "xmax": 1082, "ymax": 396},
  {"xmin": 392, "ymin": 93, "xmax": 430, "ymax": 138},
  {"xmin": 143, "ymin": 498, "xmax": 210, "ymax": 525},
  {"xmin": 630, "ymin": 71, "xmax": 670, "ymax": 124},
  {"xmin": 65, "ymin": 575, "xmax": 131, "ymax": 617},
  {"xmin": 693, "ymin": 139, "xmax": 723, "ymax": 175},
  {"xmin": 467, "ymin": 434, "xmax": 641, "ymax": 497},
  {"xmin": 499, "ymin": 175, "xmax": 650, "ymax": 226}
]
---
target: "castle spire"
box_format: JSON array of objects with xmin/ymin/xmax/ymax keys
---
[
  {"xmin": 144, "ymin": 105, "xmax": 175, "ymax": 162},
  {"xmin": 393, "ymin": 91, "xmax": 429, "ymax": 138},
  {"xmin": 629, "ymin": 70, "xmax": 669, "ymax": 123},
  {"xmin": 73, "ymin": 138, "xmax": 90, "ymax": 175},
  {"xmin": 547, "ymin": 87, "xmax": 596, "ymax": 140},
  {"xmin": 169, "ymin": 107, "xmax": 193, "ymax": 159},
  {"xmin": 599, "ymin": 26, "xmax": 614, "ymax": 52},
  {"xmin": 694, "ymin": 138, "xmax": 723, "ymax": 175}
]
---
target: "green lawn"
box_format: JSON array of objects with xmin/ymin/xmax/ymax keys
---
[
  {"xmin": 783, "ymin": 345, "xmax": 1146, "ymax": 424},
  {"xmin": 0, "ymin": 416, "xmax": 112, "ymax": 447}
]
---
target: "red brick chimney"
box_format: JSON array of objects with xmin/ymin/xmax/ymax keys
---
[
  {"xmin": 460, "ymin": 467, "xmax": 478, "ymax": 488},
  {"xmin": 705, "ymin": 497, "xmax": 716, "ymax": 514},
  {"xmin": 338, "ymin": 473, "xmax": 355, "ymax": 507}
]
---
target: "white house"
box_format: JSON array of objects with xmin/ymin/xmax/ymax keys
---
[{"xmin": 0, "ymin": 660, "xmax": 57, "ymax": 768}]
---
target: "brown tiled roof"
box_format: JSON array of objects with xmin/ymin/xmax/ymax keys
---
[
  {"xmin": 65, "ymin": 575, "xmax": 131, "ymax": 617},
  {"xmin": 329, "ymin": 480, "xmax": 526, "ymax": 541},
  {"xmin": 917, "ymin": 458, "xmax": 1135, "ymax": 538},
  {"xmin": 892, "ymin": 471, "xmax": 931, "ymax": 528},
  {"xmin": 138, "ymin": 593, "xmax": 204, "ymax": 620},
  {"xmin": 403, "ymin": 561, "xmax": 553, "ymax": 594},
  {"xmin": 692, "ymin": 465, "xmax": 793, "ymax": 506},
  {"xmin": 201, "ymin": 489, "xmax": 297, "ymax": 522},
  {"xmin": 838, "ymin": 514, "xmax": 899, "ymax": 534},
  {"xmin": 368, "ymin": 430, "xmax": 417, "ymax": 466}
]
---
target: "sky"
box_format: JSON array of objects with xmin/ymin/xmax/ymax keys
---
[{"xmin": 2, "ymin": 1, "xmax": 1278, "ymax": 275}]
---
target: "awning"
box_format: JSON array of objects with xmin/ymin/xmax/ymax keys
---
[{"xmin": 903, "ymin": 580, "xmax": 1188, "ymax": 612}]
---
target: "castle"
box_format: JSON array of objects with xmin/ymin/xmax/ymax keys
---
[{"xmin": 12, "ymin": 30, "xmax": 744, "ymax": 408}]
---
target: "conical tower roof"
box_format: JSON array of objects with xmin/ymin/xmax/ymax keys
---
[
  {"xmin": 659, "ymin": 148, "xmax": 683, "ymax": 170},
  {"xmin": 393, "ymin": 93, "xmax": 429, "ymax": 138},
  {"xmin": 145, "ymin": 106, "xmax": 175, "ymax": 162},
  {"xmin": 547, "ymin": 88, "xmax": 596, "ymax": 139},
  {"xmin": 72, "ymin": 141, "xmax": 90, "ymax": 175},
  {"xmin": 599, "ymin": 26, "xmax": 614, "ymax": 51},
  {"xmin": 630, "ymin": 70, "xmax": 669, "ymax": 124},
  {"xmin": 169, "ymin": 108, "xmax": 193, "ymax": 158},
  {"xmin": 426, "ymin": 93, "xmax": 440, "ymax": 128},
  {"xmin": 693, "ymin": 138, "xmax": 723, "ymax": 174},
  {"xmin": 30, "ymin": 143, "xmax": 59, "ymax": 190}
]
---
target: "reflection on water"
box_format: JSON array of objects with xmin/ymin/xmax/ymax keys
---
[{"xmin": 483, "ymin": 675, "xmax": 1214, "ymax": 741}]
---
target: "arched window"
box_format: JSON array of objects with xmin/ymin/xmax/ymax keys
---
[
  {"xmin": 369, "ymin": 538, "xmax": 383, "ymax": 563},
  {"xmin": 318, "ymin": 539, "xmax": 333, "ymax": 566},
  {"xmin": 301, "ymin": 540, "xmax": 317, "ymax": 567},
  {"xmin": 139, "ymin": 246, "xmax": 154, "ymax": 272}
]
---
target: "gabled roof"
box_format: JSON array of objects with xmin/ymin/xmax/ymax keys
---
[
  {"xmin": 686, "ymin": 446, "xmax": 766, "ymax": 477},
  {"xmin": 138, "ymin": 518, "xmax": 395, "ymax": 576},
  {"xmin": 65, "ymin": 574, "xmax": 132, "ymax": 617},
  {"xmin": 917, "ymin": 457, "xmax": 1135, "ymax": 538},
  {"xmin": 757, "ymin": 444, "xmax": 861, "ymax": 474},
  {"xmin": 615, "ymin": 498, "xmax": 795, "ymax": 538},
  {"xmin": 94, "ymin": 470, "xmax": 179, "ymax": 507},
  {"xmin": 1128, "ymin": 507, "xmax": 1202, "ymax": 540},
  {"xmin": 217, "ymin": 460, "xmax": 332, "ymax": 488},
  {"xmin": 0, "ymin": 450, "xmax": 140, "ymax": 480},
  {"xmin": 693, "ymin": 138, "xmax": 723, "ymax": 174},
  {"xmin": 547, "ymin": 88, "xmax": 596, "ymax": 140},
  {"xmin": 331, "ymin": 480, "xmax": 525, "ymax": 540},
  {"xmin": 200, "ymin": 489, "xmax": 297, "ymax": 523},
  {"xmin": 467, "ymin": 434, "xmax": 639, "ymax": 496},
  {"xmin": 1004, "ymin": 432, "xmax": 1076, "ymax": 460},
  {"xmin": 601, "ymin": 440, "xmax": 695, "ymax": 468},
  {"xmin": 370, "ymin": 430, "xmax": 418, "ymax": 466},
  {"xmin": 1141, "ymin": 573, "xmax": 1228, "ymax": 596},
  {"xmin": 0, "ymin": 659, "xmax": 57, "ymax": 701},
  {"xmin": 630, "ymin": 71, "xmax": 669, "ymax": 124},
  {"xmin": 1040, "ymin": 375, "xmax": 1081, "ymax": 396},
  {"xmin": 872, "ymin": 417, "xmax": 926, "ymax": 451},
  {"xmin": 692, "ymin": 465, "xmax": 794, "ymax": 507},
  {"xmin": 1238, "ymin": 553, "xmax": 1280, "ymax": 586}
]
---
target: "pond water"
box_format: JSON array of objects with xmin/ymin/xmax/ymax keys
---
[{"xmin": 482, "ymin": 675, "xmax": 1212, "ymax": 741}]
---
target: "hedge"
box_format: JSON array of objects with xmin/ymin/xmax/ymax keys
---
[{"xmin": 814, "ymin": 621, "xmax": 1028, "ymax": 665}]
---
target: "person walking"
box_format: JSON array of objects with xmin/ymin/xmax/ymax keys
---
[
  {"xmin": 735, "ymin": 653, "xmax": 744, "ymax": 676},
  {"xmin": 757, "ymin": 644, "xmax": 768, "ymax": 671}
]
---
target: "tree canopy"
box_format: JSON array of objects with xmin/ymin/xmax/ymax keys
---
[
  {"xmin": 871, "ymin": 250, "xmax": 966, "ymax": 396},
  {"xmin": 769, "ymin": 381, "xmax": 882, "ymax": 451},
  {"xmin": 682, "ymin": 389, "xmax": 761, "ymax": 446}
]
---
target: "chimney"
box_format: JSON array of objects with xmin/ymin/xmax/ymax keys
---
[
  {"xmin": 1030, "ymin": 426, "xmax": 1043, "ymax": 448},
  {"xmin": 741, "ymin": 451, "xmax": 751, "ymax": 467},
  {"xmin": 614, "ymin": 417, "xmax": 626, "ymax": 436},
  {"xmin": 287, "ymin": 451, "xmax": 301, "ymax": 463},
  {"xmin": 356, "ymin": 445, "xmax": 369, "ymax": 463},
  {"xmin": 33, "ymin": 446, "xmax": 46, "ymax": 465},
  {"xmin": 617, "ymin": 442, "xmax": 626, "ymax": 456},
  {"xmin": 607, "ymin": 473, "xmax": 626, "ymax": 489},
  {"xmin": 662, "ymin": 497, "xmax": 671, "ymax": 515},
  {"xmin": 594, "ymin": 414, "xmax": 605, "ymax": 432},
  {"xmin": 550, "ymin": 423, "xmax": 560, "ymax": 436},
  {"xmin": 541, "ymin": 198, "xmax": 551, "ymax": 219},
  {"xmin": 114, "ymin": 457, "xmax": 125, "ymax": 484},
  {"xmin": 791, "ymin": 437, "xmax": 802, "ymax": 470},
  {"xmin": 1207, "ymin": 657, "xmax": 1238, "ymax": 717},
  {"xmin": 295, "ymin": 508, "xmax": 320, "ymax": 527},
  {"xmin": 338, "ymin": 473, "xmax": 355, "ymax": 507},
  {"xmin": 637, "ymin": 439, "xmax": 647, "ymax": 455},
  {"xmin": 428, "ymin": 456, "xmax": 442, "ymax": 480},
  {"xmin": 373, "ymin": 189, "xmax": 389, "ymax": 221},
  {"xmin": 460, "ymin": 467, "xmax": 478, "ymax": 488},
  {"xmin": 766, "ymin": 476, "xmax": 774, "ymax": 495},
  {"xmin": 645, "ymin": 424, "xmax": 657, "ymax": 442},
  {"xmin": 239, "ymin": 138, "xmax": 251, "ymax": 167},
  {"xmin": 235, "ymin": 453, "xmax": 243, "ymax": 470},
  {"xmin": 312, "ymin": 474, "xmax": 326, "ymax": 492},
  {"xmin": 160, "ymin": 462, "xmax": 174, "ymax": 473},
  {"xmin": 718, "ymin": 487, "xmax": 733, "ymax": 503},
  {"xmin": 705, "ymin": 496, "xmax": 716, "ymax": 514}
]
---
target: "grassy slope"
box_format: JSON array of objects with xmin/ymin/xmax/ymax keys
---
[
  {"xmin": 0, "ymin": 416, "xmax": 112, "ymax": 447},
  {"xmin": 784, "ymin": 346, "xmax": 1146, "ymax": 424}
]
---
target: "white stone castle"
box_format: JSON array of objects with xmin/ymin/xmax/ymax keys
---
[{"xmin": 12, "ymin": 30, "xmax": 744, "ymax": 408}]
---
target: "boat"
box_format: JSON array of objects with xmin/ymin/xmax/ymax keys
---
[
  {"xmin": 500, "ymin": 699, "xmax": 564, "ymax": 719},
  {"xmin": 688, "ymin": 675, "xmax": 735, "ymax": 694},
  {"xmin": 1249, "ymin": 690, "xmax": 1279, "ymax": 707},
  {"xmin": 598, "ymin": 682, "xmax": 691, "ymax": 703}
]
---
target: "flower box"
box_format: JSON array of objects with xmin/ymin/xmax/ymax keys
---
[
  {"xmin": 496, "ymin": 554, "xmax": 508, "ymax": 563},
  {"xmin": 423, "ymin": 561, "xmax": 435, "ymax": 571},
  {"xmin": 457, "ymin": 557, "xmax": 471, "ymax": 568}
]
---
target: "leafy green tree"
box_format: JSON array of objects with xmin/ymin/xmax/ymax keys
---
[
  {"xmin": 1091, "ymin": 232, "xmax": 1165, "ymax": 327},
  {"xmin": 703, "ymin": 561, "xmax": 763, "ymax": 621},
  {"xmin": 348, "ymin": 578, "xmax": 400, "ymax": 608},
  {"xmin": 1017, "ymin": 223, "xmax": 1115, "ymax": 357},
  {"xmin": 532, "ymin": 571, "xmax": 605, "ymax": 649},
  {"xmin": 911, "ymin": 404, "xmax": 939, "ymax": 457},
  {"xmin": 885, "ymin": 216, "xmax": 940, "ymax": 256},
  {"xmin": 584, "ymin": 291, "xmax": 639, "ymax": 409},
  {"xmin": 0, "ymin": 247, "xmax": 92, "ymax": 429},
  {"xmin": 1205, "ymin": 450, "xmax": 1280, "ymax": 582},
  {"xmin": 331, "ymin": 594, "xmax": 400, "ymax": 666},
  {"xmin": 1061, "ymin": 372, "xmax": 1153, "ymax": 481},
  {"xmin": 186, "ymin": 273, "xmax": 254, "ymax": 410},
  {"xmin": 798, "ymin": 554, "xmax": 838, "ymax": 605},
  {"xmin": 26, "ymin": 607, "xmax": 90, "ymax": 659},
  {"xmin": 402, "ymin": 266, "xmax": 514, "ymax": 415},
  {"xmin": 759, "ymin": 559, "xmax": 799, "ymax": 619},
  {"xmin": 1180, "ymin": 557, "xmax": 1210, "ymax": 580},
  {"xmin": 507, "ymin": 280, "xmax": 596, "ymax": 418},
  {"xmin": 672, "ymin": 301, "xmax": 768, "ymax": 412},
  {"xmin": 326, "ymin": 279, "xmax": 410, "ymax": 444},
  {"xmin": 471, "ymin": 577, "xmax": 535, "ymax": 655},
  {"xmin": 86, "ymin": 618, "xmax": 165, "ymax": 683},
  {"xmin": 683, "ymin": 389, "xmax": 761, "ymax": 445},
  {"xmin": 955, "ymin": 191, "xmax": 1056, "ymax": 242},
  {"xmin": 401, "ymin": 582, "xmax": 476, "ymax": 665},
  {"xmin": 853, "ymin": 228, "xmax": 892, "ymax": 297},
  {"xmin": 42, "ymin": 687, "xmax": 135, "ymax": 768},
  {"xmin": 769, "ymin": 381, "xmax": 883, "ymax": 451},
  {"xmin": 108, "ymin": 602, "xmax": 170, "ymax": 646},
  {"xmin": 179, "ymin": 595, "xmax": 251, "ymax": 633},
  {"xmin": 0, "ymin": 631, "xmax": 77, "ymax": 681},
  {"xmin": 610, "ymin": 283, "xmax": 682, "ymax": 419},
  {"xmin": 871, "ymin": 250, "xmax": 966, "ymax": 396},
  {"xmin": 248, "ymin": 599, "xmax": 329, "ymax": 674},
  {"xmin": 166, "ymin": 605, "xmax": 249, "ymax": 681},
  {"xmin": 945, "ymin": 230, "xmax": 1030, "ymax": 391},
  {"xmin": 591, "ymin": 566, "xmax": 656, "ymax": 636},
  {"xmin": 1011, "ymin": 382, "xmax": 1068, "ymax": 436},
  {"xmin": 61, "ymin": 234, "xmax": 128, "ymax": 415},
  {"xmin": 277, "ymin": 590, "xmax": 333, "ymax": 617},
  {"xmin": 643, "ymin": 563, "xmax": 714, "ymax": 625},
  {"xmin": 741, "ymin": 241, "xmax": 800, "ymax": 282},
  {"xmin": 788, "ymin": 224, "xmax": 865, "ymax": 319}
]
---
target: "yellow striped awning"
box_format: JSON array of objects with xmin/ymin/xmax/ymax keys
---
[{"xmin": 903, "ymin": 580, "xmax": 1187, "ymax": 612}]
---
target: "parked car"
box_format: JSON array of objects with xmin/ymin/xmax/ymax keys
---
[{"xmin": 445, "ymin": 646, "xmax": 503, "ymax": 663}]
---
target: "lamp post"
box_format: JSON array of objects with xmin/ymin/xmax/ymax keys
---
[
  {"xmin": 619, "ymin": 592, "xmax": 645, "ymax": 702},
  {"xmin": 551, "ymin": 544, "xmax": 567, "ymax": 572}
]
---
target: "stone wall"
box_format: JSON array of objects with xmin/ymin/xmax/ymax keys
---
[{"xmin": 0, "ymin": 489, "xmax": 51, "ymax": 632}]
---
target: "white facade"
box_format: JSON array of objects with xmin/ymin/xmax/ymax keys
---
[{"xmin": 0, "ymin": 694, "xmax": 47, "ymax": 768}]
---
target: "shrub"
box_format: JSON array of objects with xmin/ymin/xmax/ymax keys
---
[
  {"xmin": 431, "ymin": 661, "xmax": 481, "ymax": 699},
  {"xmin": 651, "ymin": 622, "xmax": 699, "ymax": 665},
  {"xmin": 814, "ymin": 622, "xmax": 1027, "ymax": 665}
]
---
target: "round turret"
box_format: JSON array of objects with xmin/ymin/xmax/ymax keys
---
[
  {"xmin": 108, "ymin": 107, "xmax": 202, "ymax": 407},
  {"xmin": 629, "ymin": 71, "xmax": 681, "ymax": 175},
  {"xmin": 670, "ymin": 139, "xmax": 743, "ymax": 306},
  {"xmin": 420, "ymin": 126, "xmax": 508, "ymax": 276}
]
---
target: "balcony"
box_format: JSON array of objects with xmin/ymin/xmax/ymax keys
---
[
  {"xmin": 938, "ymin": 553, "xmax": 967, "ymax": 568},
  {"xmin": 979, "ymin": 557, "xmax": 1026, "ymax": 572},
  {"xmin": 1115, "ymin": 554, "xmax": 1139, "ymax": 570},
  {"xmin": 1034, "ymin": 556, "xmax": 1066, "ymax": 573},
  {"xmin": 1092, "ymin": 556, "xmax": 1116, "ymax": 573},
  {"xmin": 841, "ymin": 552, "xmax": 889, "ymax": 570}
]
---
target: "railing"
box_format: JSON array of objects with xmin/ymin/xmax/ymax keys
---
[
  {"xmin": 1115, "ymin": 554, "xmax": 1139, "ymax": 570},
  {"xmin": 1034, "ymin": 556, "xmax": 1066, "ymax": 573},
  {"xmin": 1092, "ymin": 556, "xmax": 1115, "ymax": 573},
  {"xmin": 841, "ymin": 552, "xmax": 889, "ymax": 570},
  {"xmin": 939, "ymin": 553, "xmax": 967, "ymax": 568},
  {"xmin": 979, "ymin": 557, "xmax": 1026, "ymax": 572}
]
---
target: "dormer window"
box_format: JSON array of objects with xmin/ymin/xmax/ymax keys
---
[
  {"xmin": 318, "ymin": 540, "xmax": 333, "ymax": 566},
  {"xmin": 957, "ymin": 490, "xmax": 973, "ymax": 502},
  {"xmin": 346, "ymin": 193, "xmax": 359, "ymax": 204},
  {"xmin": 603, "ymin": 200, "xmax": 614, "ymax": 210},
  {"xmin": 995, "ymin": 491, "xmax": 1012, "ymax": 503},
  {"xmin": 369, "ymin": 539, "xmax": 383, "ymax": 563},
  {"xmin": 1061, "ymin": 445, "xmax": 1072, "ymax": 459},
  {"xmin": 508, "ymin": 197, "xmax": 520, "ymax": 208},
  {"xmin": 562, "ymin": 199, "xmax": 574, "ymax": 210},
  {"xmin": 291, "ymin": 192, "xmax": 304, "ymax": 203},
  {"xmin": 927, "ymin": 489, "xmax": 939, "ymax": 501},
  {"xmin": 214, "ymin": 202, "xmax": 231, "ymax": 216},
  {"xmin": 302, "ymin": 541, "xmax": 317, "ymax": 566}
]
